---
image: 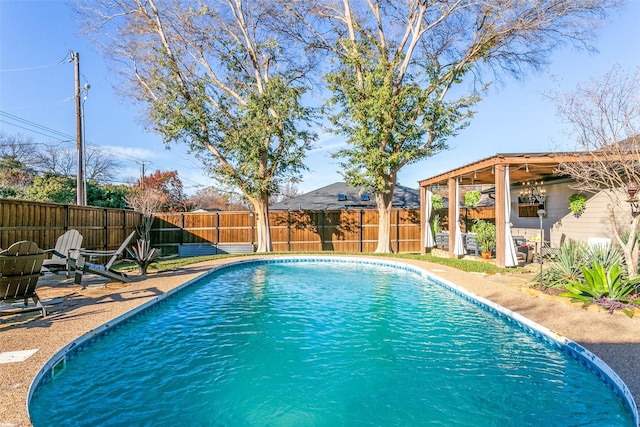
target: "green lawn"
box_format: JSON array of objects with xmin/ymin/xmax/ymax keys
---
[{"xmin": 118, "ymin": 252, "xmax": 519, "ymax": 275}]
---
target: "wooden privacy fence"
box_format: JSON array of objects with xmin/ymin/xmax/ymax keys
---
[
  {"xmin": 0, "ymin": 199, "xmax": 497, "ymax": 256},
  {"xmin": 0, "ymin": 199, "xmax": 141, "ymax": 252},
  {"xmin": 435, "ymin": 206, "xmax": 496, "ymax": 232},
  {"xmin": 152, "ymin": 209, "xmax": 422, "ymax": 254}
]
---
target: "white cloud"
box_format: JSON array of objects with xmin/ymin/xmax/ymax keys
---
[
  {"xmin": 98, "ymin": 145, "xmax": 160, "ymax": 161},
  {"xmin": 311, "ymin": 132, "xmax": 346, "ymax": 152}
]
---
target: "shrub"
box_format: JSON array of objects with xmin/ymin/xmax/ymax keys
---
[
  {"xmin": 536, "ymin": 240, "xmax": 625, "ymax": 289},
  {"xmin": 126, "ymin": 238, "xmax": 161, "ymax": 275},
  {"xmin": 560, "ymin": 262, "xmax": 640, "ymax": 317},
  {"xmin": 536, "ymin": 240, "xmax": 588, "ymax": 289}
]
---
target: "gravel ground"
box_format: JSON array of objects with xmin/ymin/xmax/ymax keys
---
[{"xmin": 1, "ymin": 255, "xmax": 638, "ymax": 427}]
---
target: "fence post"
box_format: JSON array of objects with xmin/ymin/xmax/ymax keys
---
[
  {"xmin": 359, "ymin": 209, "xmax": 364, "ymax": 253},
  {"xmin": 216, "ymin": 212, "xmax": 220, "ymax": 244},
  {"xmin": 396, "ymin": 209, "xmax": 400, "ymax": 253},
  {"xmin": 64, "ymin": 204, "xmax": 70, "ymax": 231},
  {"xmin": 287, "ymin": 210, "xmax": 291, "ymax": 252},
  {"xmin": 104, "ymin": 209, "xmax": 109, "ymax": 250},
  {"xmin": 250, "ymin": 212, "xmax": 255, "ymax": 247},
  {"xmin": 180, "ymin": 213, "xmax": 185, "ymax": 245},
  {"xmin": 321, "ymin": 210, "xmax": 326, "ymax": 251}
]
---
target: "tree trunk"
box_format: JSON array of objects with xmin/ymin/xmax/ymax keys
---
[
  {"xmin": 623, "ymin": 216, "xmax": 640, "ymax": 279},
  {"xmin": 251, "ymin": 195, "xmax": 273, "ymax": 253},
  {"xmin": 374, "ymin": 186, "xmax": 395, "ymax": 253},
  {"xmin": 611, "ymin": 203, "xmax": 639, "ymax": 279}
]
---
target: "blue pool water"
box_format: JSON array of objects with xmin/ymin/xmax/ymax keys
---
[{"xmin": 30, "ymin": 259, "xmax": 636, "ymax": 426}]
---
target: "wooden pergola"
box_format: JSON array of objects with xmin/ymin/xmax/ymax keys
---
[{"xmin": 418, "ymin": 152, "xmax": 591, "ymax": 267}]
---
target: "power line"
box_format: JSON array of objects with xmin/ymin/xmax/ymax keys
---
[
  {"xmin": 0, "ymin": 119, "xmax": 73, "ymax": 142},
  {"xmin": 0, "ymin": 52, "xmax": 72, "ymax": 73},
  {"xmin": 0, "ymin": 111, "xmax": 142, "ymax": 162},
  {"xmin": 1, "ymin": 97, "xmax": 75, "ymax": 111},
  {"xmin": 0, "ymin": 111, "xmax": 75, "ymax": 140},
  {"xmin": 1, "ymin": 111, "xmax": 213, "ymax": 190}
]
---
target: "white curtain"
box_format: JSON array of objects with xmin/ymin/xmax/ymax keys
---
[
  {"xmin": 453, "ymin": 180, "xmax": 465, "ymax": 255},
  {"xmin": 424, "ymin": 189, "xmax": 435, "ymax": 248},
  {"xmin": 504, "ymin": 166, "xmax": 519, "ymax": 267}
]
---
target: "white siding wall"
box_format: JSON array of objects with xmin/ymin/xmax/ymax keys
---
[
  {"xmin": 511, "ymin": 182, "xmax": 569, "ymax": 246},
  {"xmin": 553, "ymin": 188, "xmax": 632, "ymax": 245},
  {"xmin": 510, "ymin": 181, "xmax": 632, "ymax": 247}
]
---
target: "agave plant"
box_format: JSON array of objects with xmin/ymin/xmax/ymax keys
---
[
  {"xmin": 535, "ymin": 240, "xmax": 628, "ymax": 289},
  {"xmin": 126, "ymin": 238, "xmax": 161, "ymax": 275},
  {"xmin": 586, "ymin": 243, "xmax": 625, "ymax": 275},
  {"xmin": 560, "ymin": 262, "xmax": 640, "ymax": 317},
  {"xmin": 535, "ymin": 240, "xmax": 588, "ymax": 289}
]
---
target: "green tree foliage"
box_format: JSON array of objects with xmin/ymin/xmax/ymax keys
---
[
  {"xmin": 0, "ymin": 155, "xmax": 35, "ymax": 198},
  {"xmin": 294, "ymin": 0, "xmax": 620, "ymax": 252},
  {"xmin": 0, "ymin": 132, "xmax": 37, "ymax": 197},
  {"xmin": 0, "ymin": 131, "xmax": 126, "ymax": 205},
  {"xmin": 79, "ymin": 0, "xmax": 317, "ymax": 252},
  {"xmin": 17, "ymin": 175, "xmax": 132, "ymax": 207},
  {"xmin": 24, "ymin": 176, "xmax": 76, "ymax": 204},
  {"xmin": 88, "ymin": 183, "xmax": 132, "ymax": 209}
]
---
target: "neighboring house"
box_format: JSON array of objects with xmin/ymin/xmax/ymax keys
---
[
  {"xmin": 270, "ymin": 182, "xmax": 420, "ymax": 211},
  {"xmin": 419, "ymin": 152, "xmax": 635, "ymax": 267}
]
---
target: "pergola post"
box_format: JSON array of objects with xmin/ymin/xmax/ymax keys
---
[
  {"xmin": 494, "ymin": 163, "xmax": 507, "ymax": 268},
  {"xmin": 420, "ymin": 186, "xmax": 426, "ymax": 254},
  {"xmin": 448, "ymin": 177, "xmax": 457, "ymax": 258}
]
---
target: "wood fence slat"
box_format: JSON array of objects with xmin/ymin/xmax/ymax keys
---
[
  {"xmin": 151, "ymin": 209, "xmax": 422, "ymax": 254},
  {"xmin": 0, "ymin": 199, "xmax": 140, "ymax": 251},
  {"xmin": 1, "ymin": 199, "xmax": 425, "ymax": 255}
]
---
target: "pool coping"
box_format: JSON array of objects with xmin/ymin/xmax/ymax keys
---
[{"xmin": 26, "ymin": 255, "xmax": 639, "ymax": 426}]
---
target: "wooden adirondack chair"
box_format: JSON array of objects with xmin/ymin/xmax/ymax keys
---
[
  {"xmin": 71, "ymin": 231, "xmax": 136, "ymax": 287},
  {"xmin": 42, "ymin": 229, "xmax": 83, "ymax": 276},
  {"xmin": 0, "ymin": 241, "xmax": 47, "ymax": 317}
]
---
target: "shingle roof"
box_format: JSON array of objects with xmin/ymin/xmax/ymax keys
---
[{"xmin": 270, "ymin": 182, "xmax": 420, "ymax": 211}]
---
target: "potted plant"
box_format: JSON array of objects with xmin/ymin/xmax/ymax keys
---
[
  {"xmin": 568, "ymin": 193, "xmax": 587, "ymax": 217},
  {"xmin": 471, "ymin": 219, "xmax": 496, "ymax": 259}
]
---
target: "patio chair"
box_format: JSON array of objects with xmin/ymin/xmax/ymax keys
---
[
  {"xmin": 0, "ymin": 240, "xmax": 47, "ymax": 317},
  {"xmin": 513, "ymin": 235, "xmax": 530, "ymax": 262},
  {"xmin": 464, "ymin": 233, "xmax": 480, "ymax": 256},
  {"xmin": 435, "ymin": 232, "xmax": 449, "ymax": 250},
  {"xmin": 71, "ymin": 231, "xmax": 136, "ymax": 287},
  {"xmin": 541, "ymin": 233, "xmax": 567, "ymax": 261},
  {"xmin": 42, "ymin": 229, "xmax": 83, "ymax": 276}
]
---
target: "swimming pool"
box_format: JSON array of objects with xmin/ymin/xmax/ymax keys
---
[{"xmin": 29, "ymin": 257, "xmax": 638, "ymax": 426}]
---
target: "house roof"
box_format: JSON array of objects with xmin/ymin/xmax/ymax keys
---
[{"xmin": 270, "ymin": 182, "xmax": 420, "ymax": 211}]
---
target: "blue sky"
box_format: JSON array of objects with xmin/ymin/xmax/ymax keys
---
[{"xmin": 1, "ymin": 0, "xmax": 640, "ymax": 195}]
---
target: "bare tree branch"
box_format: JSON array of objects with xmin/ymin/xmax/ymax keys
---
[{"xmin": 552, "ymin": 66, "xmax": 640, "ymax": 277}]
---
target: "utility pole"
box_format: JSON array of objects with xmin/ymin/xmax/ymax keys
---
[
  {"xmin": 136, "ymin": 161, "xmax": 151, "ymax": 189},
  {"xmin": 71, "ymin": 51, "xmax": 86, "ymax": 206}
]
